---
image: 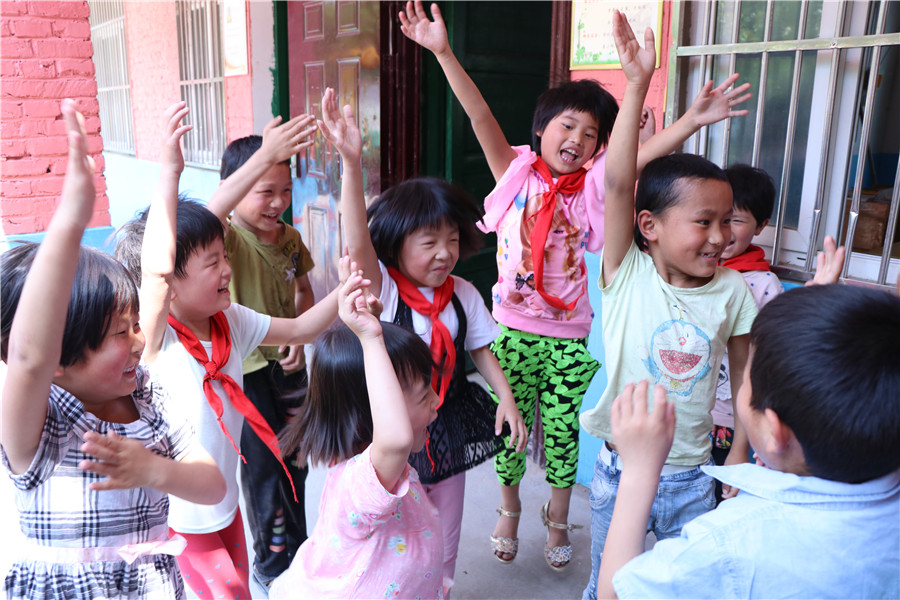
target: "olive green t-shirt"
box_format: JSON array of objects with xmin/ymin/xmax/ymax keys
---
[{"xmin": 225, "ymin": 220, "xmax": 315, "ymax": 374}]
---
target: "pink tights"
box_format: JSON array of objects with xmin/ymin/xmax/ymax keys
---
[
  {"xmin": 170, "ymin": 508, "xmax": 252, "ymax": 599},
  {"xmin": 423, "ymin": 471, "xmax": 466, "ymax": 598}
]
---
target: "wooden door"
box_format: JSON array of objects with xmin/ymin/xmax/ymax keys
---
[{"xmin": 287, "ymin": 1, "xmax": 381, "ymax": 301}]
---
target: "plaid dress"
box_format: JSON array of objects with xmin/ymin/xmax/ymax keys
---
[{"xmin": 2, "ymin": 367, "xmax": 193, "ymax": 599}]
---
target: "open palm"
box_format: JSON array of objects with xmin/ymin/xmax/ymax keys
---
[
  {"xmin": 613, "ymin": 10, "xmax": 656, "ymax": 84},
  {"xmin": 398, "ymin": 0, "xmax": 449, "ymax": 55}
]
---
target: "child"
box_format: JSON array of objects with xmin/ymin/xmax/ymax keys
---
[
  {"xmin": 271, "ymin": 265, "xmax": 443, "ymax": 599},
  {"xmin": 596, "ymin": 283, "xmax": 900, "ymax": 598},
  {"xmin": 205, "ymin": 114, "xmax": 317, "ymax": 588},
  {"xmin": 319, "ymin": 87, "xmax": 526, "ymax": 595},
  {"xmin": 137, "ymin": 102, "xmax": 355, "ymax": 599},
  {"xmin": 711, "ymin": 164, "xmax": 783, "ymax": 495},
  {"xmin": 578, "ymin": 12, "xmax": 759, "ymax": 599},
  {"xmin": 0, "ymin": 99, "xmax": 225, "ymax": 599},
  {"xmin": 399, "ymin": 0, "xmax": 751, "ymax": 569}
]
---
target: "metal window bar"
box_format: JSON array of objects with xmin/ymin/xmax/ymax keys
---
[
  {"xmin": 176, "ymin": 0, "xmax": 225, "ymax": 167},
  {"xmin": 88, "ymin": 0, "xmax": 134, "ymax": 154},
  {"xmin": 669, "ymin": 2, "xmax": 900, "ymax": 289}
]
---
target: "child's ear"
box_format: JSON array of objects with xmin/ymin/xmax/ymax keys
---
[
  {"xmin": 636, "ymin": 210, "xmax": 659, "ymax": 243},
  {"xmin": 763, "ymin": 408, "xmax": 794, "ymax": 454},
  {"xmin": 753, "ymin": 218, "xmax": 769, "ymax": 236}
]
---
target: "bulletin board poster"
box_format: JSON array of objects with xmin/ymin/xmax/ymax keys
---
[{"xmin": 571, "ymin": 1, "xmax": 662, "ymax": 70}]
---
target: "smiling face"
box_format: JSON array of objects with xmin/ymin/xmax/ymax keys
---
[
  {"xmin": 231, "ymin": 163, "xmax": 292, "ymax": 245},
  {"xmin": 536, "ymin": 109, "xmax": 600, "ymax": 176},
  {"xmin": 645, "ymin": 178, "xmax": 734, "ymax": 288},
  {"xmin": 721, "ymin": 206, "xmax": 766, "ymax": 261},
  {"xmin": 401, "ymin": 376, "xmax": 439, "ymax": 452},
  {"xmin": 170, "ymin": 238, "xmax": 232, "ymax": 325},
  {"xmin": 397, "ymin": 223, "xmax": 460, "ymax": 288}
]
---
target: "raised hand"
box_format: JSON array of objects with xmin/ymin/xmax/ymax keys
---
[
  {"xmin": 337, "ymin": 258, "xmax": 382, "ymax": 341},
  {"xmin": 639, "ymin": 106, "xmax": 656, "ymax": 144},
  {"xmin": 687, "ymin": 73, "xmax": 752, "ymax": 128},
  {"xmin": 79, "ymin": 430, "xmax": 162, "ymax": 492},
  {"xmin": 318, "ymin": 87, "xmax": 362, "ymax": 163},
  {"xmin": 160, "ymin": 101, "xmax": 192, "ymax": 176},
  {"xmin": 261, "ymin": 113, "xmax": 317, "ymax": 164},
  {"xmin": 807, "ymin": 234, "xmax": 846, "ymax": 286},
  {"xmin": 398, "ymin": 0, "xmax": 450, "ymax": 55},
  {"xmin": 612, "ymin": 10, "xmax": 656, "ymax": 87},
  {"xmin": 59, "ymin": 98, "xmax": 96, "ymax": 229}
]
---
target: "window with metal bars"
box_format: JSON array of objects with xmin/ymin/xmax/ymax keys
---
[
  {"xmin": 667, "ymin": 0, "xmax": 899, "ymax": 290},
  {"xmin": 88, "ymin": 0, "xmax": 134, "ymax": 154},
  {"xmin": 176, "ymin": 0, "xmax": 225, "ymax": 167}
]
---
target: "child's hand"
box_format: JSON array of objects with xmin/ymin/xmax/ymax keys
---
[
  {"xmin": 161, "ymin": 101, "xmax": 192, "ymax": 176},
  {"xmin": 495, "ymin": 398, "xmax": 528, "ymax": 453},
  {"xmin": 398, "ymin": 0, "xmax": 450, "ymax": 56},
  {"xmin": 686, "ymin": 73, "xmax": 752, "ymax": 128},
  {"xmin": 278, "ymin": 344, "xmax": 306, "ymax": 372},
  {"xmin": 318, "ymin": 88, "xmax": 362, "ymax": 163},
  {"xmin": 611, "ymin": 381, "xmax": 675, "ymax": 475},
  {"xmin": 338, "ymin": 259, "xmax": 381, "ymax": 340},
  {"xmin": 639, "ymin": 106, "xmax": 656, "ymax": 144},
  {"xmin": 261, "ymin": 113, "xmax": 317, "ymax": 164},
  {"xmin": 806, "ymin": 235, "xmax": 846, "ymax": 286},
  {"xmin": 59, "ymin": 98, "xmax": 96, "ymax": 229},
  {"xmin": 79, "ymin": 430, "xmax": 163, "ymax": 492},
  {"xmin": 612, "ymin": 10, "xmax": 656, "ymax": 87}
]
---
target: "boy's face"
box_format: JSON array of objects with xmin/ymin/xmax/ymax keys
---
[
  {"xmin": 170, "ymin": 238, "xmax": 232, "ymax": 320},
  {"xmin": 232, "ymin": 162, "xmax": 292, "ymax": 244},
  {"xmin": 721, "ymin": 207, "xmax": 766, "ymax": 261}
]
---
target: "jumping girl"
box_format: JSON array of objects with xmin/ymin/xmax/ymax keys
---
[
  {"xmin": 0, "ymin": 100, "xmax": 224, "ymax": 599},
  {"xmin": 271, "ymin": 262, "xmax": 443, "ymax": 599},
  {"xmin": 578, "ymin": 12, "xmax": 758, "ymax": 599},
  {"xmin": 399, "ymin": 0, "xmax": 751, "ymax": 570},
  {"xmin": 318, "ymin": 87, "xmax": 527, "ymax": 596}
]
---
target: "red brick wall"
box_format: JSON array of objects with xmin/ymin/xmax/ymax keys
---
[{"xmin": 0, "ymin": 0, "xmax": 107, "ymax": 235}]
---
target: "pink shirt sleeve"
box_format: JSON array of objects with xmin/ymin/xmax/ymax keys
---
[
  {"xmin": 480, "ymin": 145, "xmax": 538, "ymax": 233},
  {"xmin": 583, "ymin": 150, "xmax": 607, "ymax": 254}
]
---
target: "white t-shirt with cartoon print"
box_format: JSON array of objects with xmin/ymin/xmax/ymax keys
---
[{"xmin": 580, "ymin": 243, "xmax": 757, "ymax": 466}]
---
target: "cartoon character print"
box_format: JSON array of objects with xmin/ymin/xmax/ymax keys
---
[
  {"xmin": 642, "ymin": 318, "xmax": 712, "ymax": 399},
  {"xmin": 503, "ymin": 189, "xmax": 585, "ymax": 320}
]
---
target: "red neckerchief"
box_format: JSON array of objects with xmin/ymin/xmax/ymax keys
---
[
  {"xmin": 167, "ymin": 312, "xmax": 297, "ymax": 501},
  {"xmin": 530, "ymin": 157, "xmax": 588, "ymax": 310},
  {"xmin": 387, "ymin": 267, "xmax": 455, "ymax": 408},
  {"xmin": 720, "ymin": 244, "xmax": 770, "ymax": 273}
]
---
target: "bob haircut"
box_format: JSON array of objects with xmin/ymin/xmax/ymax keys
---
[
  {"xmin": 750, "ymin": 284, "xmax": 900, "ymax": 483},
  {"xmin": 219, "ymin": 135, "xmax": 290, "ymax": 181},
  {"xmin": 1, "ymin": 243, "xmax": 139, "ymax": 367},
  {"xmin": 173, "ymin": 198, "xmax": 226, "ymax": 279},
  {"xmin": 725, "ymin": 164, "xmax": 776, "ymax": 227},
  {"xmin": 634, "ymin": 153, "xmax": 729, "ymax": 251},
  {"xmin": 280, "ymin": 322, "xmax": 434, "ymax": 467},
  {"xmin": 367, "ymin": 177, "xmax": 484, "ymax": 269},
  {"xmin": 532, "ymin": 79, "xmax": 619, "ymax": 158}
]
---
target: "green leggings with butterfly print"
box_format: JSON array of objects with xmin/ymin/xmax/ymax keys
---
[{"xmin": 490, "ymin": 325, "xmax": 600, "ymax": 488}]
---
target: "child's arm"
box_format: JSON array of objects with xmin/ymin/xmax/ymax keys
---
[
  {"xmin": 78, "ymin": 430, "xmax": 226, "ymax": 505},
  {"xmin": 339, "ymin": 262, "xmax": 414, "ymax": 491},
  {"xmin": 206, "ymin": 114, "xmax": 316, "ymax": 224},
  {"xmin": 399, "ymin": 0, "xmax": 516, "ymax": 182},
  {"xmin": 636, "ymin": 74, "xmax": 751, "ymax": 173},
  {"xmin": 278, "ymin": 273, "xmax": 316, "ymax": 372},
  {"xmin": 318, "ymin": 87, "xmax": 382, "ymax": 295},
  {"xmin": 469, "ymin": 346, "xmax": 528, "ymax": 452},
  {"xmin": 597, "ymin": 381, "xmax": 676, "ymax": 599},
  {"xmin": 721, "ymin": 333, "xmax": 750, "ymax": 498},
  {"xmin": 139, "ymin": 103, "xmax": 192, "ymax": 364},
  {"xmin": 603, "ymin": 11, "xmax": 656, "ymax": 284},
  {"xmin": 806, "ymin": 235, "xmax": 846, "ymax": 287},
  {"xmin": 1, "ymin": 100, "xmax": 95, "ymax": 474}
]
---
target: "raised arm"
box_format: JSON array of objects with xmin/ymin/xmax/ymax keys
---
[
  {"xmin": 399, "ymin": 0, "xmax": 516, "ymax": 182},
  {"xmin": 603, "ymin": 11, "xmax": 655, "ymax": 283},
  {"xmin": 139, "ymin": 102, "xmax": 192, "ymax": 363},
  {"xmin": 318, "ymin": 87, "xmax": 382, "ymax": 294},
  {"xmin": 636, "ymin": 74, "xmax": 751, "ymax": 172},
  {"xmin": 206, "ymin": 114, "xmax": 316, "ymax": 224},
  {"xmin": 1, "ymin": 100, "xmax": 96, "ymax": 474}
]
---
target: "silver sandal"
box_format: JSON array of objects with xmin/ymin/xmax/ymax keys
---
[
  {"xmin": 540, "ymin": 500, "xmax": 582, "ymax": 571},
  {"xmin": 490, "ymin": 506, "xmax": 521, "ymax": 564}
]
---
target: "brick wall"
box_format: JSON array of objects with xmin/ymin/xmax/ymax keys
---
[{"xmin": 0, "ymin": 0, "xmax": 107, "ymax": 235}]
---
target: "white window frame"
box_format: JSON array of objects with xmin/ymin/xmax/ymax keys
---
[
  {"xmin": 88, "ymin": 0, "xmax": 134, "ymax": 154},
  {"xmin": 668, "ymin": 0, "xmax": 900, "ymax": 290}
]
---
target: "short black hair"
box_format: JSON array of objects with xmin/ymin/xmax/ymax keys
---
[
  {"xmin": 220, "ymin": 135, "xmax": 292, "ymax": 181},
  {"xmin": 279, "ymin": 322, "xmax": 433, "ymax": 466},
  {"xmin": 1, "ymin": 243, "xmax": 139, "ymax": 367},
  {"xmin": 634, "ymin": 154, "xmax": 729, "ymax": 251},
  {"xmin": 173, "ymin": 198, "xmax": 226, "ymax": 278},
  {"xmin": 112, "ymin": 206, "xmax": 149, "ymax": 287},
  {"xmin": 367, "ymin": 177, "xmax": 484, "ymax": 269},
  {"xmin": 532, "ymin": 79, "xmax": 618, "ymax": 157},
  {"xmin": 725, "ymin": 164, "xmax": 775, "ymax": 227},
  {"xmin": 749, "ymin": 284, "xmax": 900, "ymax": 483}
]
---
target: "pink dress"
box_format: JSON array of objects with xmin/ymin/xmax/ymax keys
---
[{"xmin": 269, "ymin": 447, "xmax": 443, "ymax": 599}]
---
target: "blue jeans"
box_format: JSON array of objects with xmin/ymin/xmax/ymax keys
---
[{"xmin": 581, "ymin": 445, "xmax": 716, "ymax": 600}]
